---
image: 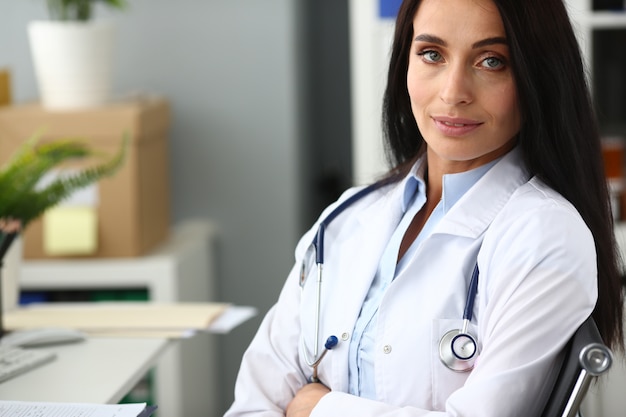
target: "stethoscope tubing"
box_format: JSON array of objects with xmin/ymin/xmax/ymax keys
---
[
  {"xmin": 463, "ymin": 264, "xmax": 479, "ymax": 325},
  {"xmin": 313, "ymin": 263, "xmax": 323, "ymax": 359},
  {"xmin": 302, "ymin": 182, "xmax": 385, "ymax": 368},
  {"xmin": 313, "ymin": 182, "xmax": 385, "ymax": 265}
]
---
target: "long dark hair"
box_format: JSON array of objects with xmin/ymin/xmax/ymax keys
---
[{"xmin": 382, "ymin": 0, "xmax": 624, "ymax": 350}]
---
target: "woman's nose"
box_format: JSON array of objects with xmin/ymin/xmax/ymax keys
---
[{"xmin": 439, "ymin": 65, "xmax": 473, "ymax": 105}]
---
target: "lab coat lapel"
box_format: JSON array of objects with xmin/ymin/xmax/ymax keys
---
[
  {"xmin": 342, "ymin": 182, "xmax": 405, "ymax": 307},
  {"xmin": 434, "ymin": 148, "xmax": 529, "ymax": 238}
]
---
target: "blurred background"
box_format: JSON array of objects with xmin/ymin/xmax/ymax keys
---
[{"xmin": 0, "ymin": 0, "xmax": 355, "ymax": 414}]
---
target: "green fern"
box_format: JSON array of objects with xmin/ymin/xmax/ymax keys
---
[{"xmin": 0, "ymin": 133, "xmax": 128, "ymax": 228}]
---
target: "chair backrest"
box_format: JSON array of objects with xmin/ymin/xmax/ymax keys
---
[{"xmin": 541, "ymin": 316, "xmax": 613, "ymax": 417}]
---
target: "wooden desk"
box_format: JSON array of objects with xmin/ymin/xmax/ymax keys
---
[{"xmin": 0, "ymin": 337, "xmax": 170, "ymax": 404}]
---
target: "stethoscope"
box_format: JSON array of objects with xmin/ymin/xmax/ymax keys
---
[
  {"xmin": 438, "ymin": 263, "xmax": 479, "ymax": 372},
  {"xmin": 299, "ymin": 182, "xmax": 480, "ymax": 382}
]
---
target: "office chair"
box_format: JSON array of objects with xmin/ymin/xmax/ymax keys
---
[{"xmin": 541, "ymin": 316, "xmax": 613, "ymax": 417}]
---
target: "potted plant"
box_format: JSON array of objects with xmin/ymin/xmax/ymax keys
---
[
  {"xmin": 46, "ymin": 0, "xmax": 127, "ymax": 21},
  {"xmin": 28, "ymin": 0, "xmax": 128, "ymax": 110},
  {"xmin": 0, "ymin": 133, "xmax": 127, "ymax": 320}
]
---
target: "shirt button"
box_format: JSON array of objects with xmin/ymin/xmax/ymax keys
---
[
  {"xmin": 341, "ymin": 332, "xmax": 350, "ymax": 341},
  {"xmin": 383, "ymin": 345, "xmax": 392, "ymax": 354}
]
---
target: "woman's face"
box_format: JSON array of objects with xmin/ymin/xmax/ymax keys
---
[{"xmin": 407, "ymin": 0, "xmax": 520, "ymax": 173}]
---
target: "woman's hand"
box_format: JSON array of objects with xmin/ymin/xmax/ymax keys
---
[{"xmin": 285, "ymin": 382, "xmax": 330, "ymax": 417}]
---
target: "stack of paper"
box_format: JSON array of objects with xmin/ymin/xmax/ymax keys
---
[{"xmin": 4, "ymin": 302, "xmax": 257, "ymax": 338}]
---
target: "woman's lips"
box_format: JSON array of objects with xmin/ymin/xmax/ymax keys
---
[{"xmin": 432, "ymin": 116, "xmax": 483, "ymax": 137}]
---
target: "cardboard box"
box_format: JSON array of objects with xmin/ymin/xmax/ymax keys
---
[
  {"xmin": 0, "ymin": 96, "xmax": 171, "ymax": 259},
  {"xmin": 0, "ymin": 69, "xmax": 10, "ymax": 106}
]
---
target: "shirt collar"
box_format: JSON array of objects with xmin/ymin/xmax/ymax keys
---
[{"xmin": 401, "ymin": 156, "xmax": 501, "ymax": 213}]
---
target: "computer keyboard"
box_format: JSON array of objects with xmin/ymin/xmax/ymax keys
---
[{"xmin": 0, "ymin": 345, "xmax": 57, "ymax": 383}]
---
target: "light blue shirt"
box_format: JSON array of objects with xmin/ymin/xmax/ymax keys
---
[{"xmin": 347, "ymin": 159, "xmax": 498, "ymax": 399}]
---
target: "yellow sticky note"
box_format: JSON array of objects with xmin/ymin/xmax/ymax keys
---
[{"xmin": 43, "ymin": 206, "xmax": 98, "ymax": 255}]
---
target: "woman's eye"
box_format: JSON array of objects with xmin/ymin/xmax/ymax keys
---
[
  {"xmin": 417, "ymin": 50, "xmax": 443, "ymax": 63},
  {"xmin": 480, "ymin": 56, "xmax": 504, "ymax": 69}
]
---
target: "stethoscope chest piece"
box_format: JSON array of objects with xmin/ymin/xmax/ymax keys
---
[{"xmin": 439, "ymin": 329, "xmax": 477, "ymax": 372}]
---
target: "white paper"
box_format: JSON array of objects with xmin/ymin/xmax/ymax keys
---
[
  {"xmin": 0, "ymin": 400, "xmax": 146, "ymax": 417},
  {"xmin": 206, "ymin": 305, "xmax": 258, "ymax": 333}
]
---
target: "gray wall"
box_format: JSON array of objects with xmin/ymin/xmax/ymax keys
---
[{"xmin": 0, "ymin": 0, "xmax": 352, "ymax": 415}]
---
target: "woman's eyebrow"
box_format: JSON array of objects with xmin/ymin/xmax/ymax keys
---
[
  {"xmin": 472, "ymin": 37, "xmax": 508, "ymax": 49},
  {"xmin": 414, "ymin": 34, "xmax": 508, "ymax": 49},
  {"xmin": 414, "ymin": 34, "xmax": 446, "ymax": 46}
]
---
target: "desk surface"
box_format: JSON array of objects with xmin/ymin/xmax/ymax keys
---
[{"xmin": 0, "ymin": 337, "xmax": 170, "ymax": 404}]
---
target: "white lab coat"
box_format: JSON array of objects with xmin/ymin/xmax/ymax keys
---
[{"xmin": 224, "ymin": 148, "xmax": 597, "ymax": 417}]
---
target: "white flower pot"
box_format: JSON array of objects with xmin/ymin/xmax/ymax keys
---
[
  {"xmin": 2, "ymin": 236, "xmax": 22, "ymax": 313},
  {"xmin": 28, "ymin": 20, "xmax": 115, "ymax": 110}
]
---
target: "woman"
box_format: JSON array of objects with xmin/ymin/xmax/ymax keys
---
[{"xmin": 224, "ymin": 0, "xmax": 624, "ymax": 415}]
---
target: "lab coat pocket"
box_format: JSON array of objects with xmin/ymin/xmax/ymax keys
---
[{"xmin": 431, "ymin": 318, "xmax": 479, "ymax": 410}]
